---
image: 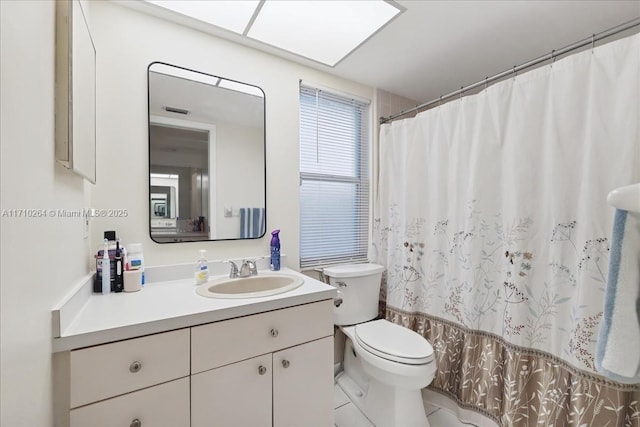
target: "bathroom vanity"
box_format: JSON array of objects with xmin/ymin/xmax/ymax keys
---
[{"xmin": 52, "ymin": 265, "xmax": 336, "ymax": 427}]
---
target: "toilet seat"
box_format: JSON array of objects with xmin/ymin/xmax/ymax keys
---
[{"xmin": 354, "ymin": 320, "xmax": 434, "ymax": 365}]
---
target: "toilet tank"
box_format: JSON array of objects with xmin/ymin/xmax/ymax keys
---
[{"xmin": 323, "ymin": 263, "xmax": 385, "ymax": 326}]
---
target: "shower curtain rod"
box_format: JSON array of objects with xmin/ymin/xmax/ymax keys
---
[{"xmin": 379, "ymin": 18, "xmax": 640, "ymax": 124}]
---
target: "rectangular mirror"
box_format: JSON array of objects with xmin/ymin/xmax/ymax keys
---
[{"xmin": 148, "ymin": 62, "xmax": 266, "ymax": 243}]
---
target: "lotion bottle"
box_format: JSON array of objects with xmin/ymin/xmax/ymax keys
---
[{"xmin": 101, "ymin": 239, "xmax": 111, "ymax": 294}]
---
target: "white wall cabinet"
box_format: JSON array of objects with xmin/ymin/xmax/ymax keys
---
[{"xmin": 55, "ymin": 300, "xmax": 334, "ymax": 427}]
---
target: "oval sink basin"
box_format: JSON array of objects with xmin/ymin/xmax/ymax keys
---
[{"xmin": 196, "ymin": 273, "xmax": 304, "ymax": 299}]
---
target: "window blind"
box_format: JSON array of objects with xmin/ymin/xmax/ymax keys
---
[{"xmin": 299, "ymin": 84, "xmax": 370, "ymax": 269}]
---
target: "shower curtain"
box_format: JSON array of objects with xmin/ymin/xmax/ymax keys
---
[{"xmin": 373, "ymin": 34, "xmax": 640, "ymax": 426}]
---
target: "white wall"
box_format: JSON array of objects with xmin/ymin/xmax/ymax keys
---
[
  {"xmin": 0, "ymin": 2, "xmax": 92, "ymax": 426},
  {"xmin": 89, "ymin": 1, "xmax": 374, "ymax": 268},
  {"xmin": 0, "ymin": 3, "xmax": 374, "ymax": 423},
  {"xmin": 216, "ymin": 123, "xmax": 264, "ymax": 239}
]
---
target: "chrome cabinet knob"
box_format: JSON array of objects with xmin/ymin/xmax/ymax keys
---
[
  {"xmin": 129, "ymin": 361, "xmax": 142, "ymax": 373},
  {"xmin": 270, "ymin": 328, "xmax": 278, "ymax": 337},
  {"xmin": 281, "ymin": 359, "xmax": 290, "ymax": 369},
  {"xmin": 258, "ymin": 365, "xmax": 267, "ymax": 375},
  {"xmin": 130, "ymin": 418, "xmax": 141, "ymax": 427}
]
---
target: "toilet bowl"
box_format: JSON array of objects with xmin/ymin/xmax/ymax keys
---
[{"xmin": 324, "ymin": 263, "xmax": 437, "ymax": 427}]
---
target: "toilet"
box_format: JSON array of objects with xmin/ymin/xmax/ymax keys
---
[{"xmin": 324, "ymin": 263, "xmax": 436, "ymax": 427}]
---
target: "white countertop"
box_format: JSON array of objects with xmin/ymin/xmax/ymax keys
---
[{"xmin": 52, "ymin": 267, "xmax": 336, "ymax": 352}]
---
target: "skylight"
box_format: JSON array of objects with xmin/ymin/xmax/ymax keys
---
[
  {"xmin": 145, "ymin": 1, "xmax": 260, "ymax": 34},
  {"xmin": 144, "ymin": 0, "xmax": 404, "ymax": 67}
]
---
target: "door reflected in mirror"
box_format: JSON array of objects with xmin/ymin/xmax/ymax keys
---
[{"xmin": 148, "ymin": 62, "xmax": 266, "ymax": 243}]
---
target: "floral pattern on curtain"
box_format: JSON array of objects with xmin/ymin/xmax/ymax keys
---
[
  {"xmin": 372, "ymin": 33, "xmax": 640, "ymax": 426},
  {"xmin": 387, "ymin": 308, "xmax": 639, "ymax": 426}
]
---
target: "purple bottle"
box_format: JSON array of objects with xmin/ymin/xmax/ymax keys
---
[{"xmin": 270, "ymin": 229, "xmax": 281, "ymax": 271}]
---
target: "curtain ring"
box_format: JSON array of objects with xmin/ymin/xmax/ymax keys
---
[
  {"xmin": 439, "ymin": 95, "xmax": 443, "ymax": 107},
  {"xmin": 460, "ymin": 86, "xmax": 464, "ymax": 100},
  {"xmin": 512, "ymin": 66, "xmax": 517, "ymax": 79},
  {"xmin": 592, "ymin": 33, "xmax": 596, "ymax": 53},
  {"xmin": 551, "ymin": 49, "xmax": 556, "ymax": 65},
  {"xmin": 485, "ymin": 77, "xmax": 489, "ymax": 91}
]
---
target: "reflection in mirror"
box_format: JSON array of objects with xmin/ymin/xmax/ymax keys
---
[{"xmin": 148, "ymin": 62, "xmax": 266, "ymax": 243}]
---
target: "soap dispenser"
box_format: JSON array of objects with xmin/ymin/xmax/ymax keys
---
[{"xmin": 195, "ymin": 250, "xmax": 209, "ymax": 285}]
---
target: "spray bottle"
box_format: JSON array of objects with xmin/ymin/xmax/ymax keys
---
[{"xmin": 270, "ymin": 229, "xmax": 281, "ymax": 271}]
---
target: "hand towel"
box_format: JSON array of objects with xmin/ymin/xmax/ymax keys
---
[
  {"xmin": 595, "ymin": 209, "xmax": 640, "ymax": 384},
  {"xmin": 240, "ymin": 208, "xmax": 265, "ymax": 238}
]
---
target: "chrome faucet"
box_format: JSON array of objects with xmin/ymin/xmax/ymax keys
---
[
  {"xmin": 225, "ymin": 260, "xmax": 239, "ymax": 279},
  {"xmin": 239, "ymin": 259, "xmax": 258, "ymax": 278}
]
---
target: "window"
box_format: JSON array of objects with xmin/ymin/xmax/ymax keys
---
[{"xmin": 299, "ymin": 84, "xmax": 370, "ymax": 269}]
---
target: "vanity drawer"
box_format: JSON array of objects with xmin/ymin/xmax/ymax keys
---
[
  {"xmin": 70, "ymin": 377, "xmax": 189, "ymax": 427},
  {"xmin": 70, "ymin": 329, "xmax": 190, "ymax": 408},
  {"xmin": 191, "ymin": 300, "xmax": 333, "ymax": 374}
]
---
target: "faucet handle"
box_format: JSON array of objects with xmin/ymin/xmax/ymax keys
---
[
  {"xmin": 224, "ymin": 260, "xmax": 239, "ymax": 278},
  {"xmin": 246, "ymin": 258, "xmax": 262, "ymax": 276},
  {"xmin": 242, "ymin": 259, "xmax": 259, "ymax": 276}
]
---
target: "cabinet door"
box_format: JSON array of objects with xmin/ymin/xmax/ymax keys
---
[
  {"xmin": 273, "ymin": 337, "xmax": 334, "ymax": 427},
  {"xmin": 70, "ymin": 377, "xmax": 189, "ymax": 427},
  {"xmin": 191, "ymin": 354, "xmax": 272, "ymax": 427}
]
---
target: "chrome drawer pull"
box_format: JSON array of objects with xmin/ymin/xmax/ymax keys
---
[
  {"xmin": 130, "ymin": 418, "xmax": 141, "ymax": 427},
  {"xmin": 270, "ymin": 328, "xmax": 278, "ymax": 338},
  {"xmin": 258, "ymin": 365, "xmax": 267, "ymax": 375},
  {"xmin": 281, "ymin": 359, "xmax": 290, "ymax": 369},
  {"xmin": 129, "ymin": 361, "xmax": 142, "ymax": 373}
]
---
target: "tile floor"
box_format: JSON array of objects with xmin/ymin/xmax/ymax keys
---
[{"xmin": 334, "ymin": 384, "xmax": 475, "ymax": 427}]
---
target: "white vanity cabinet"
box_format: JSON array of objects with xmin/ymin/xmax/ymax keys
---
[
  {"xmin": 54, "ymin": 299, "xmax": 335, "ymax": 427},
  {"xmin": 191, "ymin": 300, "xmax": 334, "ymax": 427}
]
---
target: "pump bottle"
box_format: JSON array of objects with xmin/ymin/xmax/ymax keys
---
[{"xmin": 195, "ymin": 249, "xmax": 209, "ymax": 285}]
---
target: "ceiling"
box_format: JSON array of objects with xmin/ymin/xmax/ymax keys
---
[
  {"xmin": 125, "ymin": 1, "xmax": 640, "ymax": 104},
  {"xmin": 149, "ymin": 70, "xmax": 264, "ymax": 128},
  {"xmin": 339, "ymin": 1, "xmax": 640, "ymax": 102}
]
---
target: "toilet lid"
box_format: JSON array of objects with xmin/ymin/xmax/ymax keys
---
[{"xmin": 355, "ymin": 320, "xmax": 434, "ymax": 365}]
